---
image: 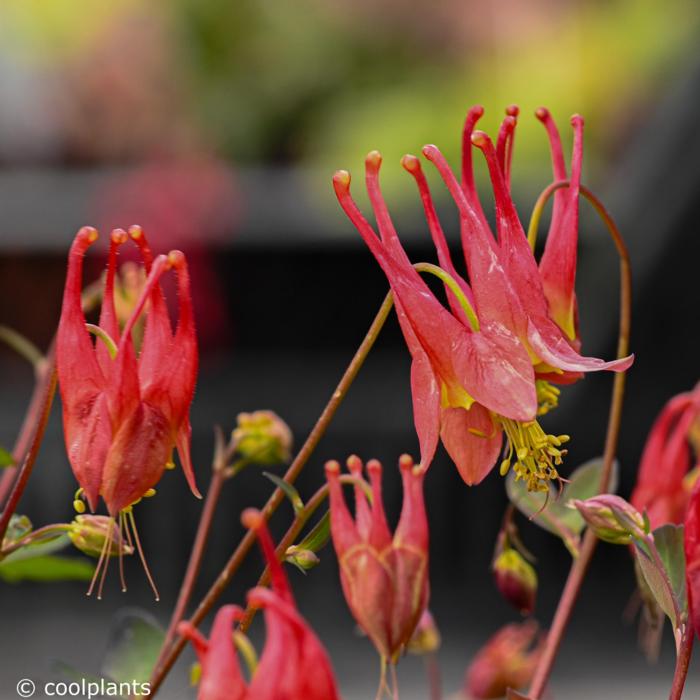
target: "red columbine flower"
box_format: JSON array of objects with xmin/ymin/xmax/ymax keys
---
[
  {"xmin": 325, "ymin": 454, "xmax": 429, "ymax": 663},
  {"xmin": 334, "ymin": 108, "xmax": 632, "ymax": 489},
  {"xmin": 631, "ymin": 383, "xmax": 700, "ymax": 530},
  {"xmin": 464, "ymin": 621, "xmax": 545, "ymax": 699},
  {"xmin": 180, "ymin": 510, "xmax": 341, "ymax": 700},
  {"xmin": 179, "ymin": 606, "xmax": 248, "ymax": 700},
  {"xmin": 57, "ymin": 226, "xmax": 200, "ymax": 516},
  {"xmin": 57, "ymin": 226, "xmax": 200, "ymax": 597},
  {"xmin": 334, "ymin": 161, "xmax": 537, "ymax": 487}
]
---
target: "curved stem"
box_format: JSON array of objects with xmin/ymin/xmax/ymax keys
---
[
  {"xmin": 0, "ymin": 325, "xmax": 44, "ymax": 370},
  {"xmin": 413, "ymin": 262, "xmax": 479, "ymax": 331},
  {"xmin": 0, "ymin": 367, "xmax": 58, "ymax": 544},
  {"xmin": 1, "ymin": 523, "xmax": 71, "ymax": 557},
  {"xmin": 148, "ymin": 291, "xmax": 395, "ymax": 697},
  {"xmin": 669, "ymin": 626, "xmax": 694, "ymax": 700},
  {"xmin": 527, "ymin": 185, "xmax": 632, "ymax": 698}
]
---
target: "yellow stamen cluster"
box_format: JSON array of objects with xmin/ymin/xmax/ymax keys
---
[
  {"xmin": 497, "ymin": 417, "xmax": 570, "ymax": 492},
  {"xmin": 535, "ymin": 380, "xmax": 560, "ymax": 416}
]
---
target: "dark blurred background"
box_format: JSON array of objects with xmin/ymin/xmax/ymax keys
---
[{"xmin": 1, "ymin": 1, "xmax": 700, "ymax": 697}]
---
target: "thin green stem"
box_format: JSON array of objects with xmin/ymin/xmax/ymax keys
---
[
  {"xmin": 1, "ymin": 523, "xmax": 71, "ymax": 558},
  {"xmin": 527, "ymin": 185, "xmax": 632, "ymax": 698},
  {"xmin": 148, "ymin": 291, "xmax": 395, "ymax": 697},
  {"xmin": 413, "ymin": 262, "xmax": 479, "ymax": 331},
  {"xmin": 0, "ymin": 325, "xmax": 44, "ymax": 369},
  {"xmin": 85, "ymin": 323, "xmax": 117, "ymax": 359}
]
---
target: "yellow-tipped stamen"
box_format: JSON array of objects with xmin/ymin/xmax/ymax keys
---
[
  {"xmin": 73, "ymin": 487, "xmax": 86, "ymax": 513},
  {"xmin": 536, "ymin": 379, "xmax": 561, "ymax": 416},
  {"xmin": 86, "ymin": 516, "xmax": 114, "ymax": 599},
  {"xmin": 144, "ymin": 488, "xmax": 156, "ymax": 498},
  {"xmin": 96, "ymin": 517, "xmax": 115, "ymax": 600},
  {"xmin": 125, "ymin": 509, "xmax": 160, "ymax": 601},
  {"xmin": 496, "ymin": 416, "xmax": 570, "ymax": 492}
]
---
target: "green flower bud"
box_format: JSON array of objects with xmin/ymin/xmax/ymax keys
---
[
  {"xmin": 233, "ymin": 411, "xmax": 293, "ymax": 465},
  {"xmin": 68, "ymin": 515, "xmax": 133, "ymax": 558},
  {"xmin": 285, "ymin": 545, "xmax": 320, "ymax": 571},
  {"xmin": 570, "ymin": 494, "xmax": 647, "ymax": 545}
]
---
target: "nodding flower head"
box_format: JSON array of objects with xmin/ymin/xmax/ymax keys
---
[
  {"xmin": 325, "ymin": 455, "xmax": 429, "ymax": 663},
  {"xmin": 333, "ymin": 106, "xmax": 633, "ymax": 491},
  {"xmin": 56, "ymin": 226, "xmax": 200, "ymax": 598},
  {"xmin": 179, "ymin": 512, "xmax": 341, "ymax": 700},
  {"xmin": 631, "ymin": 383, "xmax": 700, "ymax": 530},
  {"xmin": 465, "ymin": 621, "xmax": 545, "ymax": 699}
]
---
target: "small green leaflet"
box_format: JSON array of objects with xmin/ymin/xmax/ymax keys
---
[
  {"xmin": 262, "ymin": 472, "xmax": 304, "ymax": 514},
  {"xmin": 0, "ymin": 445, "xmax": 15, "ymax": 468},
  {"xmin": 633, "ymin": 524, "xmax": 687, "ymax": 645}
]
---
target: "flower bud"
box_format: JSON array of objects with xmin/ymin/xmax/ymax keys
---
[
  {"xmin": 68, "ymin": 515, "xmax": 133, "ymax": 558},
  {"xmin": 406, "ymin": 610, "xmax": 441, "ymax": 655},
  {"xmin": 233, "ymin": 411, "xmax": 293, "ymax": 465},
  {"xmin": 492, "ymin": 548, "xmax": 537, "ymax": 615},
  {"xmin": 285, "ymin": 545, "xmax": 320, "ymax": 571},
  {"xmin": 570, "ymin": 494, "xmax": 647, "ymax": 544}
]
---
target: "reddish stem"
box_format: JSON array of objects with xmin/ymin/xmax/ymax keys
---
[
  {"xmin": 669, "ymin": 627, "xmax": 694, "ymax": 700},
  {"xmin": 148, "ymin": 291, "xmax": 394, "ymax": 697},
  {"xmin": 527, "ymin": 184, "xmax": 632, "ymax": 698},
  {"xmin": 0, "ymin": 366, "xmax": 58, "ymax": 544}
]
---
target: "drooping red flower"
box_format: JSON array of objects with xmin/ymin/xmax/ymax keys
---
[
  {"xmin": 334, "ymin": 108, "xmax": 632, "ymax": 490},
  {"xmin": 630, "ymin": 383, "xmax": 700, "ymax": 529},
  {"xmin": 334, "ymin": 161, "xmax": 536, "ymax": 487},
  {"xmin": 179, "ymin": 510, "xmax": 341, "ymax": 700},
  {"xmin": 465, "ymin": 621, "xmax": 545, "ymax": 699},
  {"xmin": 178, "ymin": 606, "xmax": 248, "ymax": 700},
  {"xmin": 57, "ymin": 226, "xmax": 200, "ymax": 516},
  {"xmin": 325, "ymin": 454, "xmax": 429, "ymax": 663}
]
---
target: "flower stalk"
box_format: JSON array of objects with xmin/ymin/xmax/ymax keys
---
[
  {"xmin": 527, "ymin": 183, "xmax": 632, "ymax": 698},
  {"xmin": 148, "ymin": 291, "xmax": 394, "ymax": 696}
]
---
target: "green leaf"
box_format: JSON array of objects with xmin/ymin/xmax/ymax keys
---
[
  {"xmin": 262, "ymin": 472, "xmax": 304, "ymax": 514},
  {"xmin": 0, "ymin": 555, "xmax": 94, "ymax": 582},
  {"xmin": 506, "ymin": 457, "xmax": 619, "ymax": 556},
  {"xmin": 101, "ymin": 610, "xmax": 165, "ymax": 685},
  {"xmin": 0, "ymin": 445, "xmax": 15, "ymax": 468},
  {"xmin": 2, "ymin": 514, "xmax": 32, "ymax": 545},
  {"xmin": 1, "ymin": 534, "xmax": 71, "ymax": 564},
  {"xmin": 295, "ymin": 511, "xmax": 330, "ymax": 553},
  {"xmin": 633, "ymin": 524, "xmax": 687, "ymax": 637}
]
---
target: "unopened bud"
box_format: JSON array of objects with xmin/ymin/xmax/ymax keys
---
[
  {"xmin": 570, "ymin": 494, "xmax": 647, "ymax": 545},
  {"xmin": 233, "ymin": 410, "xmax": 293, "ymax": 465},
  {"xmin": 493, "ymin": 548, "xmax": 537, "ymax": 615},
  {"xmin": 68, "ymin": 515, "xmax": 133, "ymax": 558},
  {"xmin": 285, "ymin": 545, "xmax": 320, "ymax": 571},
  {"xmin": 406, "ymin": 610, "xmax": 441, "ymax": 655}
]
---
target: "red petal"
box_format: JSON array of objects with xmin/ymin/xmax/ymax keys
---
[
  {"xmin": 684, "ymin": 481, "xmax": 700, "ymax": 636},
  {"xmin": 346, "ymin": 455, "xmax": 372, "ymax": 539},
  {"xmin": 96, "ymin": 229, "xmax": 127, "ymax": 375},
  {"xmin": 326, "ymin": 460, "xmax": 360, "ymax": 558},
  {"xmin": 539, "ymin": 115, "xmax": 584, "ymax": 340},
  {"xmin": 247, "ymin": 588, "xmax": 341, "ymax": 700},
  {"xmin": 57, "ymin": 228, "xmax": 107, "ymax": 510},
  {"xmin": 440, "ymin": 404, "xmax": 503, "ymax": 485}
]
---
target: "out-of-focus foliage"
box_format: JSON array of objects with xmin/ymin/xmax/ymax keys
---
[{"xmin": 0, "ymin": 0, "xmax": 697, "ymax": 192}]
